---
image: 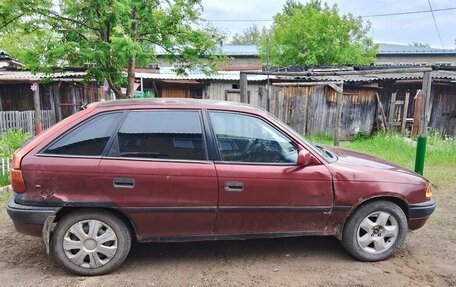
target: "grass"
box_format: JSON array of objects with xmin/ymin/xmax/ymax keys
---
[
  {"xmin": 308, "ymin": 132, "xmax": 456, "ymax": 187},
  {"xmin": 0, "ymin": 173, "xmax": 11, "ymax": 202},
  {"xmin": 0, "ymin": 174, "xmax": 9, "ymax": 187},
  {"xmin": 0, "ymin": 190, "xmax": 11, "ymax": 202}
]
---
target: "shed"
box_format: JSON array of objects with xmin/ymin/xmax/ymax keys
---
[{"xmin": 0, "ymin": 70, "xmax": 100, "ymax": 134}]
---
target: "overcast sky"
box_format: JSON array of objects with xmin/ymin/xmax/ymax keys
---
[{"xmin": 201, "ymin": 0, "xmax": 456, "ymax": 49}]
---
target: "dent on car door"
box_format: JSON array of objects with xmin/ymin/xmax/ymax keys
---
[
  {"xmin": 19, "ymin": 112, "xmax": 123, "ymax": 206},
  {"xmin": 209, "ymin": 111, "xmax": 333, "ymax": 235},
  {"xmin": 98, "ymin": 109, "xmax": 218, "ymax": 239}
]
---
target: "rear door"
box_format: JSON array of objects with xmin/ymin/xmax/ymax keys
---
[
  {"xmin": 20, "ymin": 112, "xmax": 123, "ymax": 206},
  {"xmin": 98, "ymin": 109, "xmax": 218, "ymax": 239},
  {"xmin": 208, "ymin": 111, "xmax": 333, "ymax": 235}
]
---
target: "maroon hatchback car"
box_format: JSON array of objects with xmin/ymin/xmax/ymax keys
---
[{"xmin": 7, "ymin": 98, "xmax": 435, "ymax": 275}]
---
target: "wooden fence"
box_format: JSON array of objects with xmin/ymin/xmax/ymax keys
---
[
  {"xmin": 1, "ymin": 158, "xmax": 9, "ymax": 176},
  {"xmin": 0, "ymin": 110, "xmax": 55, "ymax": 135}
]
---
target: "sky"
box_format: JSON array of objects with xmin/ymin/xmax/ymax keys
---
[{"xmin": 201, "ymin": 0, "xmax": 456, "ymax": 49}]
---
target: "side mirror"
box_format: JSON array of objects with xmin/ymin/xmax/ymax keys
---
[{"xmin": 297, "ymin": 149, "xmax": 312, "ymax": 166}]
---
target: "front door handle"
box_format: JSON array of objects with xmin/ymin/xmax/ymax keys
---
[
  {"xmin": 113, "ymin": 177, "xmax": 135, "ymax": 189},
  {"xmin": 224, "ymin": 181, "xmax": 244, "ymax": 192}
]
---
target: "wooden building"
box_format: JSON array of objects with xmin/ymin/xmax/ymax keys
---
[
  {"xmin": 262, "ymin": 70, "xmax": 456, "ymax": 139},
  {"xmin": 135, "ymin": 70, "xmax": 268, "ymax": 106},
  {"xmin": 0, "ymin": 70, "xmax": 100, "ymax": 134},
  {"xmin": 135, "ymin": 68, "xmax": 456, "ymax": 139}
]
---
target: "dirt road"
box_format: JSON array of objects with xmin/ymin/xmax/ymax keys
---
[{"xmin": 0, "ymin": 180, "xmax": 455, "ymax": 287}]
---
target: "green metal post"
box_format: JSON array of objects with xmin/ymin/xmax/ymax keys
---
[
  {"xmin": 414, "ymin": 136, "xmax": 427, "ymax": 175},
  {"xmin": 414, "ymin": 71, "xmax": 432, "ymax": 176}
]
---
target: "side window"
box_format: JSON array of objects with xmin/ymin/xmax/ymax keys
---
[
  {"xmin": 44, "ymin": 113, "xmax": 121, "ymax": 156},
  {"xmin": 114, "ymin": 110, "xmax": 207, "ymax": 161},
  {"xmin": 209, "ymin": 112, "xmax": 298, "ymax": 163}
]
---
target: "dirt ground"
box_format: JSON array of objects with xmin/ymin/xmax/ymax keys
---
[{"xmin": 0, "ymin": 180, "xmax": 455, "ymax": 287}]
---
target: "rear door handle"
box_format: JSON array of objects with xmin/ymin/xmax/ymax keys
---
[
  {"xmin": 113, "ymin": 177, "xmax": 135, "ymax": 189},
  {"xmin": 224, "ymin": 181, "xmax": 244, "ymax": 192}
]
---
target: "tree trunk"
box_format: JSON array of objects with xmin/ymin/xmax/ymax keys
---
[
  {"xmin": 125, "ymin": 56, "xmax": 136, "ymax": 98},
  {"xmin": 106, "ymin": 76, "xmax": 124, "ymax": 99}
]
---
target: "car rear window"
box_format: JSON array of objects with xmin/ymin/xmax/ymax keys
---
[
  {"xmin": 43, "ymin": 112, "xmax": 122, "ymax": 156},
  {"xmin": 111, "ymin": 110, "xmax": 207, "ymax": 161}
]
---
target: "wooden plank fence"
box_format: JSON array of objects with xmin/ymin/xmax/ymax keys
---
[
  {"xmin": 0, "ymin": 110, "xmax": 55, "ymax": 136},
  {"xmin": 1, "ymin": 158, "xmax": 10, "ymax": 176}
]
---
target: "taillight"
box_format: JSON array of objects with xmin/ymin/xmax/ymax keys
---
[
  {"xmin": 10, "ymin": 152, "xmax": 26, "ymax": 193},
  {"xmin": 11, "ymin": 152, "xmax": 22, "ymax": 169}
]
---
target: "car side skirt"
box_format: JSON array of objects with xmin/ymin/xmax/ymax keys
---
[{"xmin": 136, "ymin": 231, "xmax": 328, "ymax": 243}]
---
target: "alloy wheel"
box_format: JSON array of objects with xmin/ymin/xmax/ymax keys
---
[{"xmin": 356, "ymin": 211, "xmax": 399, "ymax": 254}]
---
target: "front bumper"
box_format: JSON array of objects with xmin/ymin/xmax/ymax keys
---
[
  {"xmin": 408, "ymin": 199, "xmax": 436, "ymax": 230},
  {"xmin": 409, "ymin": 199, "xmax": 436, "ymax": 219},
  {"xmin": 6, "ymin": 196, "xmax": 60, "ymax": 236}
]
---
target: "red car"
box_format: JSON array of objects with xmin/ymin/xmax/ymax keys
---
[{"xmin": 7, "ymin": 99, "xmax": 435, "ymax": 275}]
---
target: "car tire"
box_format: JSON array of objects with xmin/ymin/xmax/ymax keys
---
[
  {"xmin": 342, "ymin": 200, "xmax": 407, "ymax": 261},
  {"xmin": 51, "ymin": 209, "xmax": 131, "ymax": 276}
]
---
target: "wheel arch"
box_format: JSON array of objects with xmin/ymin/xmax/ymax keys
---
[
  {"xmin": 337, "ymin": 195, "xmax": 409, "ymax": 240},
  {"xmin": 53, "ymin": 207, "xmax": 139, "ymax": 241}
]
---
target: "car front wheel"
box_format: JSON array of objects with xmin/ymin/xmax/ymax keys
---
[
  {"xmin": 342, "ymin": 200, "xmax": 407, "ymax": 261},
  {"xmin": 51, "ymin": 209, "xmax": 131, "ymax": 275}
]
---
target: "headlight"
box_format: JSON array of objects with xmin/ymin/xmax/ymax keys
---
[{"xmin": 425, "ymin": 184, "xmax": 433, "ymax": 198}]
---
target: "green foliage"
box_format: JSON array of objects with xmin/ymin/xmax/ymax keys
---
[
  {"xmin": 231, "ymin": 25, "xmax": 269, "ymax": 45},
  {"xmin": 260, "ymin": 0, "xmax": 377, "ymax": 66},
  {"xmin": 0, "ymin": 129, "xmax": 31, "ymax": 159},
  {"xmin": 306, "ymin": 133, "xmax": 333, "ymax": 145},
  {"xmin": 0, "ymin": 174, "xmax": 10, "ymax": 189},
  {"xmin": 282, "ymin": 0, "xmax": 305, "ymax": 16},
  {"xmin": 0, "ymin": 0, "xmax": 223, "ymax": 98}
]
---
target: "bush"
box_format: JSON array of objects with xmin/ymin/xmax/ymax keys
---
[
  {"xmin": 0, "ymin": 174, "xmax": 9, "ymax": 187},
  {"xmin": 0, "ymin": 129, "xmax": 31, "ymax": 186},
  {"xmin": 0, "ymin": 129, "xmax": 31, "ymax": 159}
]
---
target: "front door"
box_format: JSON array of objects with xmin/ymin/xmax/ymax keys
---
[
  {"xmin": 99, "ymin": 109, "xmax": 218, "ymax": 239},
  {"xmin": 208, "ymin": 111, "xmax": 333, "ymax": 235}
]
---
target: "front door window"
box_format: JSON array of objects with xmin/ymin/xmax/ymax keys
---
[{"xmin": 209, "ymin": 112, "xmax": 298, "ymax": 164}]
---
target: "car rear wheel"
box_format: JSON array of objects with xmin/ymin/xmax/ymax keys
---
[
  {"xmin": 342, "ymin": 201, "xmax": 407, "ymax": 261},
  {"xmin": 51, "ymin": 209, "xmax": 131, "ymax": 276}
]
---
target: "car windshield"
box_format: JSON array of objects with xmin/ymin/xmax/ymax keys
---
[{"xmin": 266, "ymin": 112, "xmax": 337, "ymax": 163}]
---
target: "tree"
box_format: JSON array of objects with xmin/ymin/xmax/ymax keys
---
[
  {"xmin": 231, "ymin": 25, "xmax": 269, "ymax": 45},
  {"xmin": 260, "ymin": 0, "xmax": 377, "ymax": 66},
  {"xmin": 282, "ymin": 0, "xmax": 304, "ymax": 16},
  {"xmin": 0, "ymin": 0, "xmax": 223, "ymax": 98}
]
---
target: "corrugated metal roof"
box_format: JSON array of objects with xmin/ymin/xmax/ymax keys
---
[
  {"xmin": 136, "ymin": 71, "xmax": 269, "ymax": 82},
  {"xmin": 377, "ymin": 43, "xmax": 456, "ymax": 55},
  {"xmin": 0, "ymin": 71, "xmax": 87, "ymax": 81},
  {"xmin": 155, "ymin": 44, "xmax": 259, "ymax": 57},
  {"xmin": 290, "ymin": 70, "xmax": 456, "ymax": 83},
  {"xmin": 217, "ymin": 44, "xmax": 259, "ymax": 56},
  {"xmin": 155, "ymin": 43, "xmax": 456, "ymax": 57}
]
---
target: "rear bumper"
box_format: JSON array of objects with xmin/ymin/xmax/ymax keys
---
[
  {"xmin": 6, "ymin": 196, "xmax": 60, "ymax": 236},
  {"xmin": 408, "ymin": 199, "xmax": 436, "ymax": 230}
]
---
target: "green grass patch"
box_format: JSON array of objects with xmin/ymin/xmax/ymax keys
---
[
  {"xmin": 306, "ymin": 133, "xmax": 334, "ymax": 145},
  {"xmin": 0, "ymin": 190, "xmax": 11, "ymax": 202},
  {"xmin": 0, "ymin": 173, "xmax": 9, "ymax": 187}
]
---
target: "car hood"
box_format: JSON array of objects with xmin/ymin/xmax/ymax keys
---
[{"xmin": 324, "ymin": 146, "xmax": 426, "ymax": 185}]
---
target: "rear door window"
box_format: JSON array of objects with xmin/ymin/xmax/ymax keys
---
[
  {"xmin": 43, "ymin": 112, "xmax": 121, "ymax": 156},
  {"xmin": 111, "ymin": 110, "xmax": 207, "ymax": 161}
]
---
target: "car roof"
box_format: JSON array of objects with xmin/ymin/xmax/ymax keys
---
[{"xmin": 94, "ymin": 98, "xmax": 265, "ymax": 114}]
